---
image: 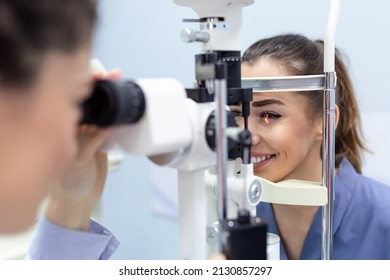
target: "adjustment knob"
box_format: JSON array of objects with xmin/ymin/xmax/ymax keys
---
[{"xmin": 181, "ymin": 28, "xmax": 210, "ymax": 43}]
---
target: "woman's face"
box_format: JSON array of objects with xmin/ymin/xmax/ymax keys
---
[
  {"xmin": 233, "ymin": 59, "xmax": 323, "ymax": 183},
  {"xmin": 0, "ymin": 45, "xmax": 92, "ymax": 233}
]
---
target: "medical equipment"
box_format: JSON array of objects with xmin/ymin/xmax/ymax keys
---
[
  {"xmin": 82, "ymin": 0, "xmax": 340, "ymax": 260},
  {"xmin": 81, "ymin": 79, "xmax": 145, "ymax": 127}
]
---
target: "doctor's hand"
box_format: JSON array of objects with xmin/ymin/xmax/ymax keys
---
[{"xmin": 44, "ymin": 69, "xmax": 121, "ymax": 231}]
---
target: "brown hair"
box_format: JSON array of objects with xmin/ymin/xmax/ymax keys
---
[
  {"xmin": 0, "ymin": 0, "xmax": 97, "ymax": 88},
  {"xmin": 243, "ymin": 34, "xmax": 368, "ymax": 173}
]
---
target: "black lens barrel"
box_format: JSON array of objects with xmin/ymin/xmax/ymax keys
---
[{"xmin": 81, "ymin": 80, "xmax": 145, "ymax": 127}]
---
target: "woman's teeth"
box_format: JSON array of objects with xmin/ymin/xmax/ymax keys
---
[{"xmin": 251, "ymin": 155, "xmax": 273, "ymax": 164}]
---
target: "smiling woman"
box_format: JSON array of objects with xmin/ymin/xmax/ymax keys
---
[{"xmin": 235, "ymin": 34, "xmax": 390, "ymax": 260}]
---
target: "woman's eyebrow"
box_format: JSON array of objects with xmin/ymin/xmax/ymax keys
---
[{"xmin": 252, "ymin": 99, "xmax": 285, "ymax": 107}]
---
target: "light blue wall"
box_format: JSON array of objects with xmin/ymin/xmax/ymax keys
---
[{"xmin": 93, "ymin": 0, "xmax": 390, "ymax": 259}]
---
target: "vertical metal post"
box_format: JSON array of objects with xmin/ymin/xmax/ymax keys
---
[
  {"xmin": 215, "ymin": 76, "xmax": 228, "ymax": 252},
  {"xmin": 321, "ymin": 71, "xmax": 336, "ymax": 260}
]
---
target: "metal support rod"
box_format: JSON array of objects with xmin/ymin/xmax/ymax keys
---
[
  {"xmin": 321, "ymin": 71, "xmax": 337, "ymax": 260},
  {"xmin": 241, "ymin": 75, "xmax": 325, "ymax": 92},
  {"xmin": 215, "ymin": 78, "xmax": 228, "ymax": 252}
]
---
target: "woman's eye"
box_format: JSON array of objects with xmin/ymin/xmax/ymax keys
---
[
  {"xmin": 230, "ymin": 109, "xmax": 243, "ymax": 117},
  {"xmin": 259, "ymin": 112, "xmax": 281, "ymax": 123}
]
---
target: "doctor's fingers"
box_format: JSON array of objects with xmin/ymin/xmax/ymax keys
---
[{"xmin": 76, "ymin": 125, "xmax": 113, "ymax": 166}]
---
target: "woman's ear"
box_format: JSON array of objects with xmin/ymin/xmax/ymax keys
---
[
  {"xmin": 314, "ymin": 104, "xmax": 340, "ymax": 141},
  {"xmin": 335, "ymin": 104, "xmax": 340, "ymax": 129},
  {"xmin": 315, "ymin": 118, "xmax": 323, "ymax": 141}
]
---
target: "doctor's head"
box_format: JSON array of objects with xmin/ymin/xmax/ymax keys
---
[
  {"xmin": 0, "ymin": 0, "xmax": 97, "ymax": 233},
  {"xmin": 232, "ymin": 34, "xmax": 367, "ymax": 182}
]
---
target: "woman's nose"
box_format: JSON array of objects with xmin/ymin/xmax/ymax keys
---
[{"xmin": 251, "ymin": 133, "xmax": 261, "ymax": 146}]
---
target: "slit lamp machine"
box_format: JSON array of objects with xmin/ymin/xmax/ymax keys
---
[{"xmin": 82, "ymin": 0, "xmax": 340, "ymax": 260}]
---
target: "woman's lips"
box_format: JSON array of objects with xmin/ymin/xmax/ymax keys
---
[{"xmin": 251, "ymin": 154, "xmax": 276, "ymax": 169}]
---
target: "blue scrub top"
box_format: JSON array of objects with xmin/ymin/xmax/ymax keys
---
[{"xmin": 257, "ymin": 158, "xmax": 390, "ymax": 259}]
